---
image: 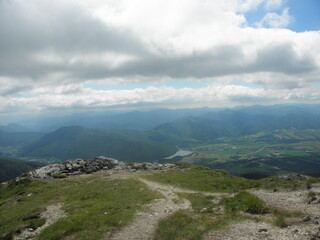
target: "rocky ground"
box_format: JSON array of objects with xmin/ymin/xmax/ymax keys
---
[
  {"xmin": 108, "ymin": 179, "xmax": 192, "ymax": 240},
  {"xmin": 204, "ymin": 220, "xmax": 320, "ymax": 240},
  {"xmin": 24, "ymin": 156, "xmax": 176, "ymax": 179},
  {"xmin": 14, "ymin": 204, "xmax": 66, "ymax": 240},
  {"xmin": 9, "ymin": 157, "xmax": 320, "ymax": 240}
]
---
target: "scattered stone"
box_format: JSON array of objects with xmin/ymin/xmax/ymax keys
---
[
  {"xmin": 293, "ymin": 229, "xmax": 299, "ymax": 234},
  {"xmin": 279, "ymin": 174, "xmax": 309, "ymax": 181},
  {"xmin": 28, "ymin": 156, "xmax": 119, "ymax": 179},
  {"xmin": 200, "ymin": 208, "xmax": 207, "ymax": 213},
  {"xmin": 303, "ymin": 216, "xmax": 311, "ymax": 222},
  {"xmin": 308, "ymin": 194, "xmax": 320, "ymax": 204}
]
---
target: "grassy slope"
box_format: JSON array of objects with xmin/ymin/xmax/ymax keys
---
[
  {"xmin": 0, "ymin": 174, "xmax": 162, "ymax": 240},
  {"xmin": 150, "ymin": 167, "xmax": 312, "ymax": 240},
  {"xmin": 144, "ymin": 166, "xmax": 319, "ymax": 192},
  {"xmin": 144, "ymin": 167, "xmax": 258, "ymax": 193},
  {"xmin": 1, "ymin": 166, "xmax": 319, "ymax": 240},
  {"xmin": 22, "ymin": 126, "xmax": 176, "ymax": 162}
]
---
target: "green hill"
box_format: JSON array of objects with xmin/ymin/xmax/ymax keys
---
[
  {"xmin": 21, "ymin": 126, "xmax": 176, "ymax": 162},
  {"xmin": 0, "ymin": 131, "xmax": 43, "ymax": 146},
  {"xmin": 154, "ymin": 110, "xmax": 320, "ymax": 142},
  {"xmin": 0, "ymin": 158, "xmax": 41, "ymax": 182}
]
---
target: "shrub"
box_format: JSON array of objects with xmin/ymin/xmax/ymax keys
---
[
  {"xmin": 223, "ymin": 191, "xmax": 268, "ymax": 214},
  {"xmin": 274, "ymin": 216, "xmax": 288, "ymax": 228}
]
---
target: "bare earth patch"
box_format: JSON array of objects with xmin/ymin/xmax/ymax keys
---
[
  {"xmin": 250, "ymin": 184, "xmax": 320, "ymax": 216},
  {"xmin": 14, "ymin": 204, "xmax": 66, "ymax": 240},
  {"xmin": 205, "ymin": 184, "xmax": 320, "ymax": 240},
  {"xmin": 108, "ymin": 179, "xmax": 191, "ymax": 240},
  {"xmin": 205, "ymin": 220, "xmax": 320, "ymax": 240}
]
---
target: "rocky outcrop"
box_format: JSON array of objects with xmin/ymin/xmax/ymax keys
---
[
  {"xmin": 29, "ymin": 156, "xmax": 119, "ymax": 178},
  {"xmin": 27, "ymin": 156, "xmax": 177, "ymax": 179}
]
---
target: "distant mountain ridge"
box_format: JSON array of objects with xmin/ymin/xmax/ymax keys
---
[
  {"xmin": 154, "ymin": 107, "xmax": 320, "ymax": 142},
  {"xmin": 1, "ymin": 103, "xmax": 320, "ymax": 174},
  {"xmin": 21, "ymin": 126, "xmax": 176, "ymax": 162}
]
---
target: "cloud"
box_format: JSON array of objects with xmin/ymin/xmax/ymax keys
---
[
  {"xmin": 0, "ymin": 83, "xmax": 319, "ymax": 114},
  {"xmin": 0, "ymin": 0, "xmax": 319, "ymax": 114},
  {"xmin": 264, "ymin": 0, "xmax": 283, "ymax": 10},
  {"xmin": 256, "ymin": 8, "xmax": 292, "ymax": 28}
]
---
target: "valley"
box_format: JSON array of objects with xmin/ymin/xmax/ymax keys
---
[
  {"xmin": 1, "ymin": 104, "xmax": 320, "ymax": 181},
  {"xmin": 182, "ymin": 129, "xmax": 320, "ymax": 178}
]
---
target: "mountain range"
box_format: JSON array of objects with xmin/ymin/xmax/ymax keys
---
[{"xmin": 1, "ymin": 104, "xmax": 320, "ymax": 181}]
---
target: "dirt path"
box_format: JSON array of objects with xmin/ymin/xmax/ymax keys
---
[
  {"xmin": 205, "ymin": 185, "xmax": 320, "ymax": 240},
  {"xmin": 205, "ymin": 220, "xmax": 320, "ymax": 240},
  {"xmin": 108, "ymin": 177, "xmax": 234, "ymax": 240},
  {"xmin": 250, "ymin": 184, "xmax": 320, "ymax": 216},
  {"xmin": 108, "ymin": 179, "xmax": 192, "ymax": 240},
  {"xmin": 14, "ymin": 204, "xmax": 66, "ymax": 240}
]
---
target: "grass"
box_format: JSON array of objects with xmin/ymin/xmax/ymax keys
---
[
  {"xmin": 154, "ymin": 210, "xmax": 250, "ymax": 240},
  {"xmin": 257, "ymin": 175, "xmax": 320, "ymax": 190},
  {"xmin": 0, "ymin": 174, "xmax": 162, "ymax": 240},
  {"xmin": 177, "ymin": 193, "xmax": 216, "ymax": 213},
  {"xmin": 155, "ymin": 190, "xmax": 303, "ymax": 239},
  {"xmin": 155, "ymin": 191, "xmax": 266, "ymax": 240},
  {"xmin": 144, "ymin": 167, "xmax": 258, "ymax": 193},
  {"xmin": 155, "ymin": 210, "xmax": 211, "ymax": 240},
  {"xmin": 274, "ymin": 216, "xmax": 288, "ymax": 228},
  {"xmin": 144, "ymin": 167, "xmax": 320, "ymax": 193},
  {"xmin": 186, "ymin": 134, "xmax": 320, "ymax": 177},
  {"xmin": 307, "ymin": 191, "xmax": 316, "ymax": 198},
  {"xmin": 154, "ymin": 208, "xmax": 259, "ymax": 240},
  {"xmin": 222, "ymin": 191, "xmax": 268, "ymax": 214},
  {"xmin": 149, "ymin": 167, "xmax": 310, "ymax": 239}
]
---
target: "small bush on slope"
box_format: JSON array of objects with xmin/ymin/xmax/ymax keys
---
[{"xmin": 223, "ymin": 191, "xmax": 268, "ymax": 214}]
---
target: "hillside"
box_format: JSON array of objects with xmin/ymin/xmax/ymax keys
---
[
  {"xmin": 0, "ymin": 158, "xmax": 42, "ymax": 182},
  {"xmin": 0, "ymin": 130, "xmax": 43, "ymax": 147},
  {"xmin": 21, "ymin": 126, "xmax": 176, "ymax": 162},
  {"xmin": 154, "ymin": 109, "xmax": 320, "ymax": 142},
  {"xmin": 1, "ymin": 160, "xmax": 320, "ymax": 240},
  {"xmin": 4, "ymin": 108, "xmax": 212, "ymax": 132},
  {"xmin": 2, "ymin": 104, "xmax": 320, "ymax": 178}
]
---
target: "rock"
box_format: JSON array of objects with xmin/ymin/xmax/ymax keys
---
[
  {"xmin": 17, "ymin": 156, "xmax": 178, "ymax": 180},
  {"xmin": 28, "ymin": 156, "xmax": 120, "ymax": 179},
  {"xmin": 200, "ymin": 208, "xmax": 207, "ymax": 213},
  {"xmin": 279, "ymin": 173, "xmax": 308, "ymax": 181},
  {"xmin": 258, "ymin": 228, "xmax": 268, "ymax": 232},
  {"xmin": 303, "ymin": 216, "xmax": 311, "ymax": 222},
  {"xmin": 292, "ymin": 229, "xmax": 299, "ymax": 234}
]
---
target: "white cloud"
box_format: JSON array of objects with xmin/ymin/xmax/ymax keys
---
[
  {"xmin": 256, "ymin": 8, "xmax": 292, "ymax": 28},
  {"xmin": 0, "ymin": 0, "xmax": 319, "ymax": 114},
  {"xmin": 264, "ymin": 0, "xmax": 283, "ymax": 10},
  {"xmin": 0, "ymin": 84, "xmax": 319, "ymax": 114}
]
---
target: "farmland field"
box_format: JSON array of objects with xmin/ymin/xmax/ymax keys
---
[{"xmin": 179, "ymin": 129, "xmax": 320, "ymax": 179}]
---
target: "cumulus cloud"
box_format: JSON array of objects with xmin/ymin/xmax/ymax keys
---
[
  {"xmin": 264, "ymin": 0, "xmax": 283, "ymax": 10},
  {"xmin": 256, "ymin": 8, "xmax": 292, "ymax": 28},
  {"xmin": 1, "ymin": 84, "xmax": 319, "ymax": 114},
  {"xmin": 0, "ymin": 0, "xmax": 319, "ymax": 113}
]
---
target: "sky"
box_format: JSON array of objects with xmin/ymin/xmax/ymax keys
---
[{"xmin": 0, "ymin": 0, "xmax": 320, "ymax": 117}]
